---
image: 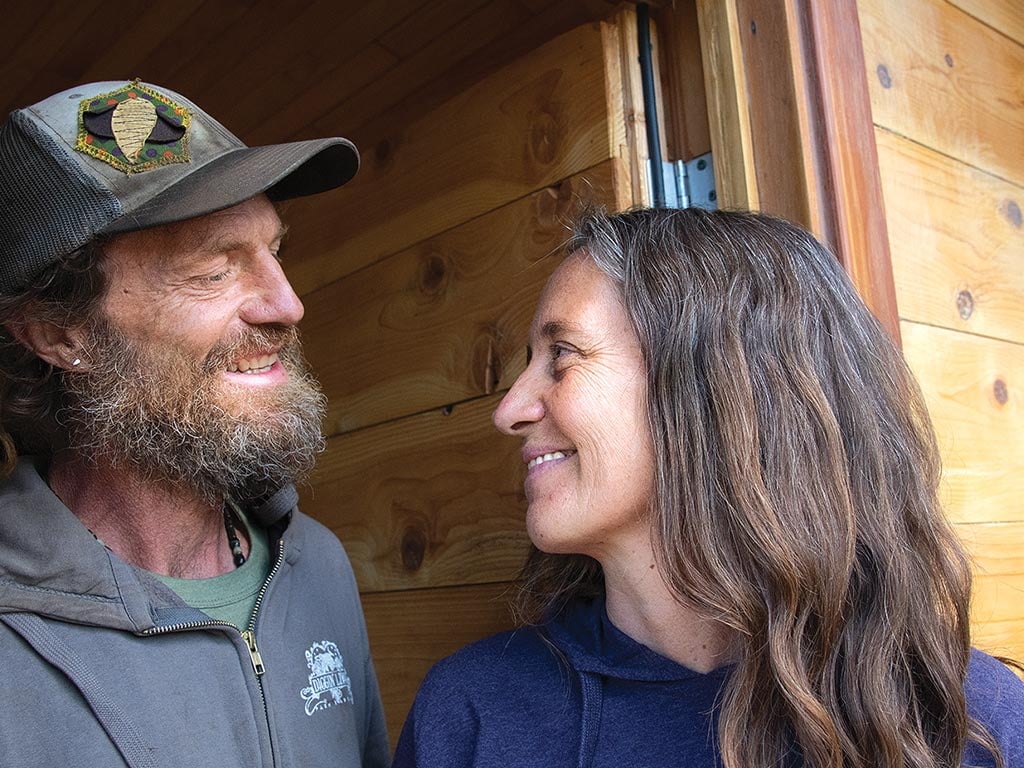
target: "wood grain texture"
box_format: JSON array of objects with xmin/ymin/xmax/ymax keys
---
[
  {"xmin": 654, "ymin": 1, "xmax": 712, "ymax": 160},
  {"xmin": 733, "ymin": 0, "xmax": 810, "ymax": 225},
  {"xmin": 959, "ymin": 522, "xmax": 1024, "ymax": 663},
  {"xmin": 0, "ymin": 0, "xmax": 107, "ymax": 111},
  {"xmin": 695, "ymin": 0, "xmax": 758, "ymax": 210},
  {"xmin": 212, "ymin": 0, "xmax": 426, "ymax": 141},
  {"xmin": 602, "ymin": 10, "xmax": 650, "ymax": 207},
  {"xmin": 302, "ymin": 394, "xmax": 529, "ymax": 592},
  {"xmin": 947, "ymin": 0, "xmax": 1024, "ymax": 50},
  {"xmin": 877, "ymin": 129, "xmax": 1024, "ymax": 344},
  {"xmin": 362, "ymin": 583, "xmax": 515, "ymax": 746},
  {"xmin": 860, "ymin": 0, "xmax": 1024, "ymax": 188},
  {"xmin": 692, "ymin": 0, "xmax": 899, "ymax": 341},
  {"xmin": 900, "ymin": 322, "xmax": 1023, "ymax": 525},
  {"xmin": 279, "ymin": 21, "xmax": 616, "ymax": 297},
  {"xmin": 302, "ymin": 163, "xmax": 617, "ymax": 436},
  {"xmin": 790, "ymin": 0, "xmax": 900, "ymax": 344}
]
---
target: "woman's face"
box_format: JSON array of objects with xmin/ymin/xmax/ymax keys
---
[{"xmin": 493, "ymin": 252, "xmax": 655, "ymax": 561}]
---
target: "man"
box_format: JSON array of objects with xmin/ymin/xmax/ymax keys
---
[{"xmin": 0, "ymin": 80, "xmax": 389, "ymax": 766}]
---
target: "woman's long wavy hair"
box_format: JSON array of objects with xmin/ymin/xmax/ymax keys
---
[
  {"xmin": 0, "ymin": 241, "xmax": 108, "ymax": 478},
  {"xmin": 516, "ymin": 207, "xmax": 1001, "ymax": 768}
]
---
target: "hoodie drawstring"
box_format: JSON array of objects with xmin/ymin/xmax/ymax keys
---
[
  {"xmin": 576, "ymin": 670, "xmax": 604, "ymax": 768},
  {"xmin": 1, "ymin": 613, "xmax": 159, "ymax": 768}
]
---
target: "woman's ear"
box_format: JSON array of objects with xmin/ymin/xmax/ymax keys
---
[{"xmin": 4, "ymin": 319, "xmax": 90, "ymax": 372}]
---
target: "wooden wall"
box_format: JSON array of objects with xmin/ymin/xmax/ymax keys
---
[
  {"xmin": 857, "ymin": 0, "xmax": 1024, "ymax": 660},
  {"xmin": 287, "ymin": 17, "xmax": 645, "ymax": 743}
]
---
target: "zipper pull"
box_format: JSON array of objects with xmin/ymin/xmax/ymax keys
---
[{"xmin": 241, "ymin": 630, "xmax": 266, "ymax": 676}]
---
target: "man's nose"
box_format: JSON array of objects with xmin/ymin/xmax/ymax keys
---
[{"xmin": 241, "ymin": 251, "xmax": 305, "ymax": 327}]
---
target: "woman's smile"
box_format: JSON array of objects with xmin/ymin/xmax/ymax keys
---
[{"xmin": 493, "ymin": 252, "xmax": 655, "ymax": 558}]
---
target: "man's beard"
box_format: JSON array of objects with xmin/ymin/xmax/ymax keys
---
[{"xmin": 62, "ymin": 319, "xmax": 327, "ymax": 505}]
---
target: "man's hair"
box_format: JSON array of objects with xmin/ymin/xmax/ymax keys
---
[
  {"xmin": 516, "ymin": 207, "xmax": 1002, "ymax": 768},
  {"xmin": 0, "ymin": 241, "xmax": 108, "ymax": 476}
]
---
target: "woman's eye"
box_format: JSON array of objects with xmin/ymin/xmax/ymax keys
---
[{"xmin": 550, "ymin": 344, "xmax": 576, "ymax": 364}]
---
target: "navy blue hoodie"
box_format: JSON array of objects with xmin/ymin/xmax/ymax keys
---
[{"xmin": 393, "ymin": 597, "xmax": 1024, "ymax": 768}]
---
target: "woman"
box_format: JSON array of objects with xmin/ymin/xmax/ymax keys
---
[{"xmin": 393, "ymin": 208, "xmax": 1024, "ymax": 768}]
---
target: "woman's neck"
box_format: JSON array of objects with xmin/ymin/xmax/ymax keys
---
[{"xmin": 600, "ymin": 544, "xmax": 736, "ymax": 674}]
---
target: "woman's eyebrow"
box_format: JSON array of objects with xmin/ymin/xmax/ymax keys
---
[{"xmin": 540, "ymin": 320, "xmax": 584, "ymax": 339}]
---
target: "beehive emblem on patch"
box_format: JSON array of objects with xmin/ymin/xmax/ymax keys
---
[{"xmin": 75, "ymin": 80, "xmax": 190, "ymax": 174}]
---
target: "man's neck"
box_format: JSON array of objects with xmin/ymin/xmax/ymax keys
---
[{"xmin": 47, "ymin": 452, "xmax": 247, "ymax": 578}]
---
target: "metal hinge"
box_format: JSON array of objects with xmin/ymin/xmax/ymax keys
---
[{"xmin": 647, "ymin": 151, "xmax": 717, "ymax": 210}]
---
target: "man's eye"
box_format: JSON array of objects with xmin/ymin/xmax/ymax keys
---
[{"xmin": 196, "ymin": 271, "xmax": 229, "ymax": 284}]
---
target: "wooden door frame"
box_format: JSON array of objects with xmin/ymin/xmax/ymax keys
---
[{"xmin": 691, "ymin": 0, "xmax": 901, "ymax": 343}]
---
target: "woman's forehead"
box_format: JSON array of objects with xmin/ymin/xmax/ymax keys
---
[{"xmin": 531, "ymin": 254, "xmax": 628, "ymax": 339}]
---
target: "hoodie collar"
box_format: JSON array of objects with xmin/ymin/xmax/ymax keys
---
[
  {"xmin": 544, "ymin": 595, "xmax": 733, "ymax": 683},
  {"xmin": 0, "ymin": 458, "xmax": 296, "ymax": 632}
]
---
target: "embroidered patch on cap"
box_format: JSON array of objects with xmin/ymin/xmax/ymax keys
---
[{"xmin": 75, "ymin": 80, "xmax": 190, "ymax": 174}]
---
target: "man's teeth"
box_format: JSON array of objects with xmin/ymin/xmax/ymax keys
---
[
  {"xmin": 227, "ymin": 354, "xmax": 277, "ymax": 374},
  {"xmin": 528, "ymin": 451, "xmax": 570, "ymax": 469}
]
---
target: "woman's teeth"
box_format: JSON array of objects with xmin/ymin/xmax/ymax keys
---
[{"xmin": 528, "ymin": 451, "xmax": 570, "ymax": 469}]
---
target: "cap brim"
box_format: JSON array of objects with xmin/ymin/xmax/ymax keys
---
[{"xmin": 100, "ymin": 137, "xmax": 359, "ymax": 235}]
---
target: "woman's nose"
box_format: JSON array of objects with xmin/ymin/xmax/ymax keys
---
[{"xmin": 493, "ymin": 368, "xmax": 544, "ymax": 435}]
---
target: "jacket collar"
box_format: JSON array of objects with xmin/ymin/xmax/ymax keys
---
[{"xmin": 0, "ymin": 458, "xmax": 296, "ymax": 632}]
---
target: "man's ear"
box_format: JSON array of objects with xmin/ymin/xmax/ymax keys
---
[{"xmin": 4, "ymin": 319, "xmax": 90, "ymax": 372}]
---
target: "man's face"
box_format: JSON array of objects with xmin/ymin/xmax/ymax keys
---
[{"xmin": 64, "ymin": 195, "xmax": 326, "ymax": 502}]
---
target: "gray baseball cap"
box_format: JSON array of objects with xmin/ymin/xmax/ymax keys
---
[{"xmin": 0, "ymin": 80, "xmax": 359, "ymax": 295}]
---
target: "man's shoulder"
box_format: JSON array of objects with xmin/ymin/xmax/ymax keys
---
[{"xmin": 288, "ymin": 508, "xmax": 348, "ymax": 558}]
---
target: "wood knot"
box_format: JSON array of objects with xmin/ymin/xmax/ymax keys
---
[
  {"xmin": 956, "ymin": 290, "xmax": 974, "ymax": 320},
  {"xmin": 876, "ymin": 64, "xmax": 892, "ymax": 89},
  {"xmin": 400, "ymin": 526, "xmax": 427, "ymax": 572},
  {"xmin": 373, "ymin": 138, "xmax": 395, "ymax": 170},
  {"xmin": 472, "ymin": 331, "xmax": 504, "ymax": 394},
  {"xmin": 530, "ymin": 112, "xmax": 560, "ymax": 166},
  {"xmin": 944, "ymin": 53, "xmax": 954, "ymax": 67},
  {"xmin": 418, "ymin": 252, "xmax": 448, "ymax": 295},
  {"xmin": 1001, "ymin": 199, "xmax": 1022, "ymax": 229},
  {"xmin": 993, "ymin": 379, "xmax": 1009, "ymax": 405}
]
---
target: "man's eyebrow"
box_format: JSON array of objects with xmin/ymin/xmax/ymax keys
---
[{"xmin": 206, "ymin": 223, "xmax": 290, "ymax": 254}]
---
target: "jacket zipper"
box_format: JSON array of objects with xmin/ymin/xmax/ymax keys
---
[{"xmin": 142, "ymin": 536, "xmax": 286, "ymax": 762}]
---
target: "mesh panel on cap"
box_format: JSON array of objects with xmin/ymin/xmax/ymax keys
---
[{"xmin": 0, "ymin": 110, "xmax": 121, "ymax": 295}]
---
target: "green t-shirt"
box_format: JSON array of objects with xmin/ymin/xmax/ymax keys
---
[{"xmin": 153, "ymin": 511, "xmax": 271, "ymax": 630}]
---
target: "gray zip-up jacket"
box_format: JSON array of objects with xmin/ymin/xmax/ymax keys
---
[{"xmin": 0, "ymin": 458, "xmax": 389, "ymax": 768}]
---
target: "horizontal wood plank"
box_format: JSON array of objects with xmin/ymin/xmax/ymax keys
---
[
  {"xmin": 303, "ymin": 394, "xmax": 530, "ymax": 592},
  {"xmin": 947, "ymin": 0, "xmax": 1024, "ymax": 50},
  {"xmin": 859, "ymin": 0, "xmax": 1024, "ymax": 187},
  {"xmin": 900, "ymin": 322, "xmax": 1024, "ymax": 525},
  {"xmin": 362, "ymin": 582, "xmax": 515, "ymax": 744},
  {"xmin": 877, "ymin": 129, "xmax": 1024, "ymax": 344},
  {"xmin": 279, "ymin": 21, "xmax": 617, "ymax": 296},
  {"xmin": 958, "ymin": 521, "xmax": 1024, "ymax": 663},
  {"xmin": 302, "ymin": 162, "xmax": 618, "ymax": 436}
]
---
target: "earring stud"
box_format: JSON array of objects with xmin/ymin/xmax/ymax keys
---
[{"xmin": 71, "ymin": 358, "xmax": 81, "ymax": 367}]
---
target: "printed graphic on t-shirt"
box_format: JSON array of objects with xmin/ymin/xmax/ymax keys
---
[{"xmin": 300, "ymin": 640, "xmax": 353, "ymax": 716}]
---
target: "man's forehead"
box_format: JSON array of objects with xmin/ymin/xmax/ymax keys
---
[{"xmin": 108, "ymin": 196, "xmax": 285, "ymax": 263}]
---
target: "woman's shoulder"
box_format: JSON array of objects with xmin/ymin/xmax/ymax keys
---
[
  {"xmin": 418, "ymin": 625, "xmax": 564, "ymax": 698},
  {"xmin": 966, "ymin": 648, "xmax": 1024, "ymax": 763}
]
